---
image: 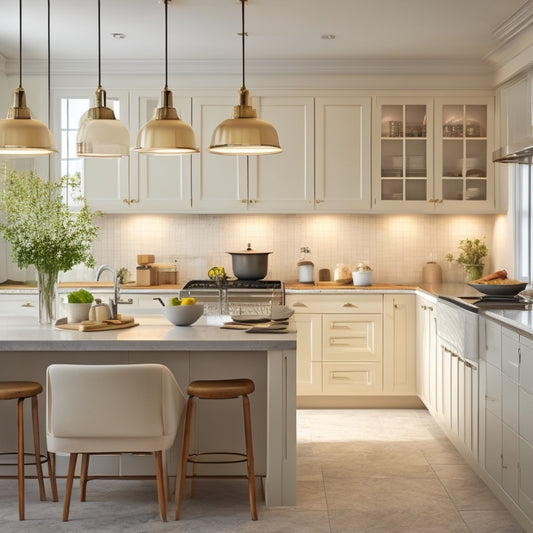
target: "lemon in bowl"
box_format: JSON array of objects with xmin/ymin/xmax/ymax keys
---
[{"xmin": 163, "ymin": 302, "xmax": 204, "ymax": 326}]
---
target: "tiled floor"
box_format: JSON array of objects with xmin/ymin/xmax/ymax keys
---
[{"xmin": 0, "ymin": 409, "xmax": 527, "ymax": 532}]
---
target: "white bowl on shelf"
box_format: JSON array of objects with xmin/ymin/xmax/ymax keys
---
[{"xmin": 163, "ymin": 304, "xmax": 204, "ymax": 326}]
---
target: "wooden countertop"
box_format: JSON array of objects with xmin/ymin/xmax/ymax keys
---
[
  {"xmin": 0, "ymin": 281, "xmax": 183, "ymax": 291},
  {"xmin": 284, "ymin": 281, "xmax": 418, "ymax": 291}
]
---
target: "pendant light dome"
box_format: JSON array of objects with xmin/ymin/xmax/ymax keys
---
[
  {"xmin": 209, "ymin": 0, "xmax": 281, "ymax": 156},
  {"xmin": 133, "ymin": 0, "xmax": 198, "ymax": 154},
  {"xmin": 76, "ymin": 0, "xmax": 129, "ymax": 158},
  {"xmin": 0, "ymin": 0, "xmax": 56, "ymax": 157}
]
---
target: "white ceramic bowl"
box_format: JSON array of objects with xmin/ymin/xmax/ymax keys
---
[
  {"xmin": 163, "ymin": 304, "xmax": 204, "ymax": 326},
  {"xmin": 352, "ymin": 271, "xmax": 372, "ymax": 286}
]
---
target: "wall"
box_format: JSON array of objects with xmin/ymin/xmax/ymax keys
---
[{"xmin": 49, "ymin": 212, "xmax": 497, "ymax": 285}]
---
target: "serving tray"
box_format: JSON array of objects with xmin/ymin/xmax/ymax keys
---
[{"xmin": 55, "ymin": 317, "xmax": 139, "ymax": 332}]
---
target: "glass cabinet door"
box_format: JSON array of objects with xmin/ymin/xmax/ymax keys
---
[
  {"xmin": 435, "ymin": 97, "xmax": 494, "ymax": 211},
  {"xmin": 441, "ymin": 104, "xmax": 487, "ymax": 201},
  {"xmin": 375, "ymin": 98, "xmax": 433, "ymax": 208}
]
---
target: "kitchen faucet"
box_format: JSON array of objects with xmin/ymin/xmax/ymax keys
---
[{"xmin": 96, "ymin": 265, "xmax": 120, "ymax": 319}]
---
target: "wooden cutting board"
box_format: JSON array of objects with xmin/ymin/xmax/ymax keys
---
[{"xmin": 56, "ymin": 318, "xmax": 139, "ymax": 332}]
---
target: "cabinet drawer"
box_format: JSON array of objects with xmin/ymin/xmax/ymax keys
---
[
  {"xmin": 323, "ymin": 314, "xmax": 382, "ymax": 362},
  {"xmin": 288, "ymin": 294, "xmax": 382, "ymax": 314},
  {"xmin": 322, "ymin": 362, "xmax": 382, "ymax": 395},
  {"xmin": 0, "ymin": 294, "xmax": 38, "ymax": 316}
]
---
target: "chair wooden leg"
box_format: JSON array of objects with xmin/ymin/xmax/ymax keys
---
[
  {"xmin": 17, "ymin": 398, "xmax": 25, "ymax": 521},
  {"xmin": 161, "ymin": 450, "xmax": 170, "ymax": 502},
  {"xmin": 63, "ymin": 453, "xmax": 78, "ymax": 522},
  {"xmin": 243, "ymin": 394, "xmax": 257, "ymax": 521},
  {"xmin": 175, "ymin": 396, "xmax": 194, "ymax": 520},
  {"xmin": 80, "ymin": 453, "xmax": 90, "ymax": 502},
  {"xmin": 154, "ymin": 451, "xmax": 167, "ymax": 521},
  {"xmin": 48, "ymin": 452, "xmax": 58, "ymax": 502},
  {"xmin": 31, "ymin": 395, "xmax": 47, "ymax": 502}
]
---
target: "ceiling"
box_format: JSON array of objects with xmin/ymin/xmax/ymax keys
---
[{"xmin": 0, "ymin": 0, "xmax": 528, "ymax": 72}]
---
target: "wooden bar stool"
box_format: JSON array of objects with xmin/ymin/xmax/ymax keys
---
[
  {"xmin": 0, "ymin": 381, "xmax": 58, "ymax": 520},
  {"xmin": 175, "ymin": 378, "xmax": 257, "ymax": 521}
]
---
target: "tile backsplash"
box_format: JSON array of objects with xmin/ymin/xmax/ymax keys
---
[{"xmin": 55, "ymin": 212, "xmax": 498, "ymax": 285}]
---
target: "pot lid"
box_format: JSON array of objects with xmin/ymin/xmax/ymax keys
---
[{"xmin": 227, "ymin": 243, "xmax": 272, "ymax": 255}]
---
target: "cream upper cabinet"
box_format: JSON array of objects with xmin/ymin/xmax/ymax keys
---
[
  {"xmin": 192, "ymin": 95, "xmax": 314, "ymax": 213},
  {"xmin": 372, "ymin": 97, "xmax": 434, "ymax": 212},
  {"xmin": 191, "ymin": 96, "xmax": 248, "ymax": 212},
  {"xmin": 82, "ymin": 92, "xmax": 194, "ymax": 213},
  {"xmin": 129, "ymin": 93, "xmax": 193, "ymax": 212},
  {"xmin": 247, "ymin": 96, "xmax": 314, "ymax": 212},
  {"xmin": 314, "ymin": 97, "xmax": 371, "ymax": 211},
  {"xmin": 372, "ymin": 95, "xmax": 496, "ymax": 213},
  {"xmin": 434, "ymin": 96, "xmax": 494, "ymax": 212}
]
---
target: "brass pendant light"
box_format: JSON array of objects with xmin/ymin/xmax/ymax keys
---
[
  {"xmin": 0, "ymin": 0, "xmax": 56, "ymax": 157},
  {"xmin": 133, "ymin": 0, "xmax": 198, "ymax": 154},
  {"xmin": 209, "ymin": 0, "xmax": 282, "ymax": 155},
  {"xmin": 76, "ymin": 0, "xmax": 129, "ymax": 158}
]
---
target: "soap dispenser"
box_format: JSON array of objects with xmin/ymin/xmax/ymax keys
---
[{"xmin": 297, "ymin": 247, "xmax": 314, "ymax": 283}]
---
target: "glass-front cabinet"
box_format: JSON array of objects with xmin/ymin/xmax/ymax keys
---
[
  {"xmin": 373, "ymin": 97, "xmax": 434, "ymax": 210},
  {"xmin": 434, "ymin": 97, "xmax": 494, "ymax": 212},
  {"xmin": 373, "ymin": 95, "xmax": 495, "ymax": 213}
]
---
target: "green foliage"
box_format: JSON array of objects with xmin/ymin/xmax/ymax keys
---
[
  {"xmin": 445, "ymin": 237, "xmax": 488, "ymax": 266},
  {"xmin": 0, "ymin": 168, "xmax": 100, "ymax": 275},
  {"xmin": 67, "ymin": 288, "xmax": 94, "ymax": 304}
]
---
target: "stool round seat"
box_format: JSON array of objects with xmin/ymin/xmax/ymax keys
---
[
  {"xmin": 186, "ymin": 379, "xmax": 255, "ymax": 399},
  {"xmin": 0, "ymin": 382, "xmax": 43, "ymax": 400}
]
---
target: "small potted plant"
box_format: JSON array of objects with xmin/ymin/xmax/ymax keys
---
[
  {"xmin": 66, "ymin": 288, "xmax": 94, "ymax": 323},
  {"xmin": 446, "ymin": 237, "xmax": 488, "ymax": 282}
]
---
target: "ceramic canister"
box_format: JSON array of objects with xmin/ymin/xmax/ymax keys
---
[{"xmin": 422, "ymin": 262, "xmax": 442, "ymax": 284}]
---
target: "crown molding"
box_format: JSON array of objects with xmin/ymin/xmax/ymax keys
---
[
  {"xmin": 4, "ymin": 57, "xmax": 493, "ymax": 78},
  {"xmin": 485, "ymin": 1, "xmax": 533, "ymax": 81},
  {"xmin": 492, "ymin": 1, "xmax": 533, "ymax": 45}
]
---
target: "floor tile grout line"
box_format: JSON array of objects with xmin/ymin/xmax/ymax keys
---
[{"xmin": 427, "ymin": 461, "xmax": 474, "ymax": 533}]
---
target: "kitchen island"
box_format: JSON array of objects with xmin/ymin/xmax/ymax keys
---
[{"xmin": 0, "ymin": 314, "xmax": 297, "ymax": 507}]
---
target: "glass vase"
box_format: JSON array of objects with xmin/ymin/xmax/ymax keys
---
[
  {"xmin": 37, "ymin": 269, "xmax": 59, "ymax": 325},
  {"xmin": 464, "ymin": 264, "xmax": 484, "ymax": 282}
]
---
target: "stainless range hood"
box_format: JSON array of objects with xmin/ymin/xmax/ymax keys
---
[{"xmin": 493, "ymin": 138, "xmax": 533, "ymax": 163}]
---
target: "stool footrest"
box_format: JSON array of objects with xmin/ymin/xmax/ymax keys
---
[
  {"xmin": 0, "ymin": 452, "xmax": 50, "ymax": 468},
  {"xmin": 188, "ymin": 452, "xmax": 248, "ymax": 465}
]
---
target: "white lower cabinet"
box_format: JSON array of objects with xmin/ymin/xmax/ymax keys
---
[
  {"xmin": 416, "ymin": 294, "xmax": 437, "ymax": 411},
  {"xmin": 478, "ymin": 317, "xmax": 533, "ymax": 529},
  {"xmin": 383, "ymin": 294, "xmax": 416, "ymax": 394},
  {"xmin": 287, "ymin": 292, "xmax": 416, "ymax": 398},
  {"xmin": 292, "ymin": 313, "xmax": 322, "ymax": 395}
]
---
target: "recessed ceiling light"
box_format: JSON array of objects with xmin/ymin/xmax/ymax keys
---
[
  {"xmin": 111, "ymin": 33, "xmax": 126, "ymax": 39},
  {"xmin": 321, "ymin": 34, "xmax": 336, "ymax": 40}
]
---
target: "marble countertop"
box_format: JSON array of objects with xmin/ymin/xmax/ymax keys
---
[{"xmin": 0, "ymin": 314, "xmax": 296, "ymax": 352}]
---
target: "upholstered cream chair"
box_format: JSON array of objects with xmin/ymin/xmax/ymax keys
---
[{"xmin": 46, "ymin": 363, "xmax": 185, "ymax": 522}]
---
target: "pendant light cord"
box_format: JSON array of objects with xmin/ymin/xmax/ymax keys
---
[
  {"xmin": 18, "ymin": 0, "xmax": 22, "ymax": 88},
  {"xmin": 241, "ymin": 0, "xmax": 245, "ymax": 88},
  {"xmin": 97, "ymin": 0, "xmax": 101, "ymax": 87},
  {"xmin": 164, "ymin": 0, "xmax": 168, "ymax": 88},
  {"xmin": 47, "ymin": 0, "xmax": 51, "ymax": 127}
]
